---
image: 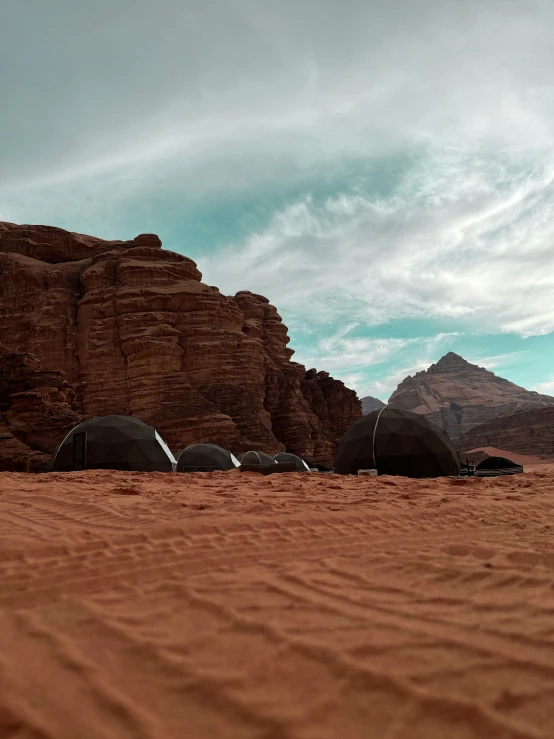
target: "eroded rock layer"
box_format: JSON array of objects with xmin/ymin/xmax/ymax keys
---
[
  {"xmin": 388, "ymin": 352, "xmax": 554, "ymax": 439},
  {"xmin": 0, "ymin": 344, "xmax": 81, "ymax": 471},
  {"xmin": 0, "ymin": 222, "xmax": 360, "ymax": 470},
  {"xmin": 457, "ymin": 407, "xmax": 554, "ymax": 460}
]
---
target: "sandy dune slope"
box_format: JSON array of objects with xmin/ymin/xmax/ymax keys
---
[{"xmin": 1, "ymin": 467, "xmax": 554, "ymax": 738}]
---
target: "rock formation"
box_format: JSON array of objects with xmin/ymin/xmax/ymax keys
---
[
  {"xmin": 0, "ymin": 344, "xmax": 81, "ymax": 471},
  {"xmin": 360, "ymin": 396, "xmax": 386, "ymax": 415},
  {"xmin": 388, "ymin": 352, "xmax": 554, "ymax": 439},
  {"xmin": 457, "ymin": 407, "xmax": 554, "ymax": 461},
  {"xmin": 0, "ymin": 221, "xmax": 360, "ymax": 470}
]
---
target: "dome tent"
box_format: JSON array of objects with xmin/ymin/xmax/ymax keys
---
[
  {"xmin": 335, "ymin": 407, "xmax": 460, "ymax": 478},
  {"xmin": 176, "ymin": 444, "xmax": 239, "ymax": 472},
  {"xmin": 302, "ymin": 457, "xmax": 333, "ymax": 472},
  {"xmin": 475, "ymin": 456, "xmax": 523, "ymax": 477},
  {"xmin": 46, "ymin": 415, "xmax": 176, "ymax": 472},
  {"xmin": 237, "ymin": 451, "xmax": 276, "ymax": 465},
  {"xmin": 273, "ymin": 452, "xmax": 310, "ymax": 471}
]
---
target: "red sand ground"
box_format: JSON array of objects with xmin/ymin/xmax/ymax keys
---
[{"xmin": 1, "ymin": 467, "xmax": 554, "ymax": 738}]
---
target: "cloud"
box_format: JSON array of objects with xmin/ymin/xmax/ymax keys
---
[
  {"xmin": 3, "ymin": 0, "xmax": 554, "ymax": 199},
  {"xmin": 533, "ymin": 376, "xmax": 554, "ymax": 394},
  {"xmin": 201, "ymin": 155, "xmax": 554, "ymax": 338},
  {"xmin": 299, "ymin": 337, "xmax": 415, "ymax": 374},
  {"xmin": 361, "ymin": 362, "xmax": 432, "ymax": 401},
  {"xmin": 2, "ymin": 0, "xmax": 554, "ymax": 395},
  {"xmin": 292, "ymin": 329, "xmax": 460, "ymax": 398},
  {"xmin": 465, "ymin": 352, "xmax": 529, "ymax": 370}
]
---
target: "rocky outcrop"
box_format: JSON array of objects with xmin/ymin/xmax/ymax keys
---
[
  {"xmin": 361, "ymin": 396, "xmax": 386, "ymax": 415},
  {"xmin": 0, "ymin": 344, "xmax": 81, "ymax": 471},
  {"xmin": 457, "ymin": 407, "xmax": 554, "ymax": 460},
  {"xmin": 388, "ymin": 352, "xmax": 554, "ymax": 439},
  {"xmin": 0, "ymin": 222, "xmax": 360, "ymax": 469}
]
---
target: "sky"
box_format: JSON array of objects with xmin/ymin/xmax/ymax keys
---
[{"xmin": 2, "ymin": 0, "xmax": 554, "ymax": 400}]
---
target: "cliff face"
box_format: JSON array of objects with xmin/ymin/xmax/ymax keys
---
[
  {"xmin": 0, "ymin": 222, "xmax": 360, "ymax": 470},
  {"xmin": 388, "ymin": 352, "xmax": 554, "ymax": 439},
  {"xmin": 0, "ymin": 344, "xmax": 81, "ymax": 471},
  {"xmin": 457, "ymin": 407, "xmax": 554, "ymax": 460}
]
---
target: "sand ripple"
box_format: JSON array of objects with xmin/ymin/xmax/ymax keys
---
[{"xmin": 1, "ymin": 467, "xmax": 554, "ymax": 737}]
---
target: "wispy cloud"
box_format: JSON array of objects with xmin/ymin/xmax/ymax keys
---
[
  {"xmin": 293, "ymin": 330, "xmax": 461, "ymax": 398},
  {"xmin": 2, "ymin": 0, "xmax": 554, "ymax": 395},
  {"xmin": 533, "ymin": 376, "xmax": 554, "ymax": 394},
  {"xmin": 201, "ymin": 154, "xmax": 554, "ymax": 338},
  {"xmin": 465, "ymin": 352, "xmax": 529, "ymax": 371}
]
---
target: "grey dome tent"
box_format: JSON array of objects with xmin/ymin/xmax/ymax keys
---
[
  {"xmin": 475, "ymin": 456, "xmax": 523, "ymax": 477},
  {"xmin": 334, "ymin": 407, "xmax": 460, "ymax": 478},
  {"xmin": 176, "ymin": 444, "xmax": 239, "ymax": 472},
  {"xmin": 273, "ymin": 452, "xmax": 310, "ymax": 471},
  {"xmin": 237, "ymin": 451, "xmax": 276, "ymax": 465},
  {"xmin": 46, "ymin": 415, "xmax": 176, "ymax": 472}
]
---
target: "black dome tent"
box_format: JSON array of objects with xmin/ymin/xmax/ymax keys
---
[
  {"xmin": 273, "ymin": 452, "xmax": 310, "ymax": 471},
  {"xmin": 237, "ymin": 451, "xmax": 276, "ymax": 465},
  {"xmin": 334, "ymin": 407, "xmax": 460, "ymax": 478},
  {"xmin": 46, "ymin": 415, "xmax": 176, "ymax": 472},
  {"xmin": 475, "ymin": 456, "xmax": 523, "ymax": 477},
  {"xmin": 175, "ymin": 444, "xmax": 239, "ymax": 472}
]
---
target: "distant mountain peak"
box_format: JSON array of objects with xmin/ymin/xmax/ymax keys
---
[
  {"xmin": 431, "ymin": 352, "xmax": 476, "ymax": 372},
  {"xmin": 360, "ymin": 396, "xmax": 386, "ymax": 415},
  {"xmin": 387, "ymin": 351, "xmax": 554, "ymax": 439},
  {"xmin": 436, "ymin": 351, "xmax": 469, "ymax": 365}
]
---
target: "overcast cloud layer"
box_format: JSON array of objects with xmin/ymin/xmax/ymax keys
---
[{"xmin": 1, "ymin": 0, "xmax": 553, "ymax": 398}]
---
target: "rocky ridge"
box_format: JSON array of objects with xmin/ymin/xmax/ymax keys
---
[
  {"xmin": 0, "ymin": 222, "xmax": 360, "ymax": 470},
  {"xmin": 388, "ymin": 352, "xmax": 554, "ymax": 439},
  {"xmin": 457, "ymin": 406, "xmax": 554, "ymax": 461}
]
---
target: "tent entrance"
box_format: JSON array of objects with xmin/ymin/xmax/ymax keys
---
[{"xmin": 72, "ymin": 432, "xmax": 87, "ymax": 470}]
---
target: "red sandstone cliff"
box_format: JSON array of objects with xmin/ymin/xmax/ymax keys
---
[
  {"xmin": 388, "ymin": 352, "xmax": 554, "ymax": 439},
  {"xmin": 457, "ymin": 407, "xmax": 554, "ymax": 461},
  {"xmin": 0, "ymin": 222, "xmax": 360, "ymax": 470},
  {"xmin": 0, "ymin": 344, "xmax": 81, "ymax": 471}
]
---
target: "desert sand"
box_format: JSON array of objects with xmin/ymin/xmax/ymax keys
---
[{"xmin": 1, "ymin": 467, "xmax": 554, "ymax": 738}]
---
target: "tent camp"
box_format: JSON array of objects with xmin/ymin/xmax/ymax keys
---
[
  {"xmin": 46, "ymin": 415, "xmax": 176, "ymax": 472},
  {"xmin": 273, "ymin": 452, "xmax": 310, "ymax": 471},
  {"xmin": 475, "ymin": 456, "xmax": 523, "ymax": 477},
  {"xmin": 237, "ymin": 451, "xmax": 276, "ymax": 465},
  {"xmin": 334, "ymin": 407, "xmax": 460, "ymax": 478},
  {"xmin": 175, "ymin": 444, "xmax": 239, "ymax": 472}
]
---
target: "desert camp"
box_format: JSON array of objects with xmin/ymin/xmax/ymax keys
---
[{"xmin": 3, "ymin": 2, "xmax": 554, "ymax": 735}]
